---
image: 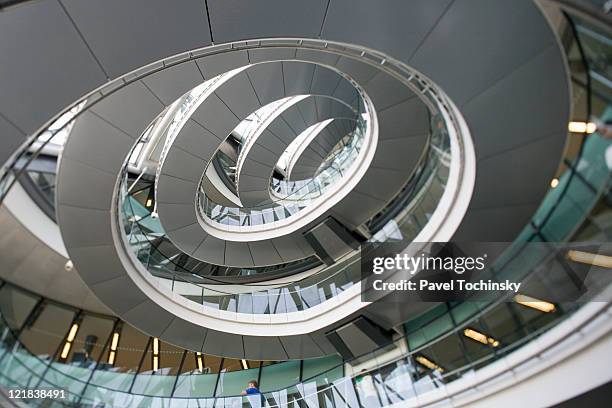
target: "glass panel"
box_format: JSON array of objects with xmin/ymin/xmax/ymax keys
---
[
  {"xmin": 39, "ymin": 362, "xmax": 90, "ymax": 401},
  {"xmin": 86, "ymin": 369, "xmax": 136, "ymax": 395},
  {"xmin": 131, "ymin": 371, "xmax": 175, "ymax": 397},
  {"xmin": 302, "ymin": 355, "xmax": 343, "ymax": 384},
  {"xmin": 174, "ymin": 371, "xmax": 217, "ymax": 398},
  {"xmin": 260, "ymin": 360, "xmax": 300, "ymax": 393},
  {"xmin": 216, "ymin": 365, "xmax": 260, "ymax": 397}
]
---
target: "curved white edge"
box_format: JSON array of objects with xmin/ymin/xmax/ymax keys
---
[
  {"xmin": 285, "ymin": 118, "xmax": 335, "ymax": 179},
  {"xmin": 0, "ymin": 14, "xmax": 566, "ymax": 348},
  {"xmin": 194, "ymin": 63, "xmax": 378, "ymax": 242},
  {"xmin": 233, "ymin": 94, "xmax": 309, "ymax": 192},
  {"xmin": 114, "ymin": 206, "xmax": 367, "ymax": 335},
  {"xmin": 37, "ymin": 40, "xmax": 475, "ymax": 339},
  {"xmin": 4, "ymin": 181, "xmax": 68, "ymax": 258},
  {"xmin": 195, "ymin": 88, "xmax": 378, "ymax": 242},
  {"xmin": 110, "ymin": 82, "xmax": 474, "ymax": 336},
  {"xmin": 362, "ymin": 88, "xmax": 477, "ymax": 300},
  {"xmin": 204, "ymin": 164, "xmax": 243, "ymax": 207},
  {"xmin": 154, "ymin": 66, "xmax": 247, "ymax": 209},
  {"xmin": 413, "ymin": 92, "xmax": 476, "ymax": 244}
]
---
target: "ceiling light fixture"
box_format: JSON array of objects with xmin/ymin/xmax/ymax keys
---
[
  {"xmin": 60, "ymin": 322, "xmax": 80, "ymax": 360},
  {"xmin": 66, "ymin": 323, "xmax": 79, "ymax": 342},
  {"xmin": 463, "ymin": 328, "xmax": 500, "ymax": 347},
  {"xmin": 196, "ymin": 352, "xmax": 204, "ymax": 373},
  {"xmin": 567, "ymin": 250, "xmax": 612, "ymax": 268},
  {"xmin": 550, "ymin": 178, "xmax": 559, "ymax": 188},
  {"xmin": 568, "ymin": 121, "xmax": 597, "ymax": 134},
  {"xmin": 514, "ymin": 294, "xmax": 556, "ymax": 313},
  {"xmin": 60, "ymin": 342, "xmax": 72, "ymax": 360},
  {"xmin": 415, "ymin": 355, "xmax": 443, "ymax": 372},
  {"xmin": 108, "ymin": 331, "xmax": 121, "ymax": 365},
  {"xmin": 152, "ymin": 338, "xmax": 160, "ymax": 372},
  {"xmin": 153, "ymin": 355, "xmax": 159, "ymax": 372}
]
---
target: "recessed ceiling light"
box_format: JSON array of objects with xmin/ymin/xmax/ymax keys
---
[
  {"xmin": 568, "ymin": 121, "xmax": 597, "ymax": 134},
  {"xmin": 464, "ymin": 328, "xmax": 500, "ymax": 347},
  {"xmin": 514, "ymin": 294, "xmax": 556, "ymax": 313},
  {"xmin": 567, "ymin": 250, "xmax": 612, "ymax": 268},
  {"xmin": 60, "ymin": 342, "xmax": 72, "ymax": 359},
  {"xmin": 152, "ymin": 337, "xmax": 160, "ymax": 372},
  {"xmin": 111, "ymin": 332, "xmax": 120, "ymax": 351},
  {"xmin": 415, "ymin": 355, "xmax": 444, "ymax": 372},
  {"xmin": 153, "ymin": 355, "xmax": 159, "ymax": 372},
  {"xmin": 67, "ymin": 323, "xmax": 79, "ymax": 342},
  {"xmin": 196, "ymin": 352, "xmax": 204, "ymax": 373}
]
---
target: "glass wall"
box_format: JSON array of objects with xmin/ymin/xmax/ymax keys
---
[{"xmin": 0, "ymin": 281, "xmax": 348, "ymax": 402}]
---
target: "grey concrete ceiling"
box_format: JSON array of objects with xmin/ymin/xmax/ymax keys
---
[{"xmin": 0, "ymin": 207, "xmax": 110, "ymax": 314}]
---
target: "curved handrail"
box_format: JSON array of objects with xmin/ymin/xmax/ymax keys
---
[
  {"xmin": 121, "ymin": 126, "xmax": 449, "ymax": 310},
  {"xmin": 0, "ymin": 259, "xmax": 591, "ymax": 403},
  {"xmin": 0, "ymin": 129, "xmax": 608, "ymax": 402},
  {"xmin": 197, "ymin": 112, "xmax": 367, "ymax": 228},
  {"xmin": 543, "ymin": 0, "xmax": 612, "ymax": 34}
]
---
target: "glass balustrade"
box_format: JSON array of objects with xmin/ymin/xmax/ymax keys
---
[
  {"xmin": 120, "ymin": 111, "xmax": 451, "ymax": 314},
  {"xmin": 269, "ymin": 125, "xmax": 365, "ymax": 202},
  {"xmin": 1, "ymin": 124, "xmax": 609, "ymax": 404},
  {"xmin": 151, "ymin": 71, "xmax": 231, "ymax": 189},
  {"xmin": 0, "ymin": 268, "xmax": 600, "ymax": 407},
  {"xmin": 198, "ymin": 113, "xmax": 367, "ymax": 228}
]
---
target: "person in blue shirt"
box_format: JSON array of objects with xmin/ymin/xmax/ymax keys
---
[{"xmin": 241, "ymin": 380, "xmax": 260, "ymax": 395}]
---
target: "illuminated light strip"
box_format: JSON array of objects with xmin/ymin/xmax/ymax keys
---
[
  {"xmin": 567, "ymin": 250, "xmax": 612, "ymax": 269},
  {"xmin": 60, "ymin": 342, "xmax": 72, "ymax": 360},
  {"xmin": 108, "ymin": 331, "xmax": 121, "ymax": 365},
  {"xmin": 415, "ymin": 355, "xmax": 444, "ymax": 372},
  {"xmin": 60, "ymin": 323, "xmax": 80, "ymax": 359},
  {"xmin": 514, "ymin": 294, "xmax": 556, "ymax": 313},
  {"xmin": 463, "ymin": 328, "xmax": 500, "ymax": 347},
  {"xmin": 111, "ymin": 332, "xmax": 120, "ymax": 351},
  {"xmin": 196, "ymin": 352, "xmax": 204, "ymax": 373},
  {"xmin": 568, "ymin": 121, "xmax": 597, "ymax": 134},
  {"xmin": 241, "ymin": 359, "xmax": 249, "ymax": 370},
  {"xmin": 66, "ymin": 323, "xmax": 79, "ymax": 342},
  {"xmin": 152, "ymin": 338, "xmax": 160, "ymax": 372}
]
